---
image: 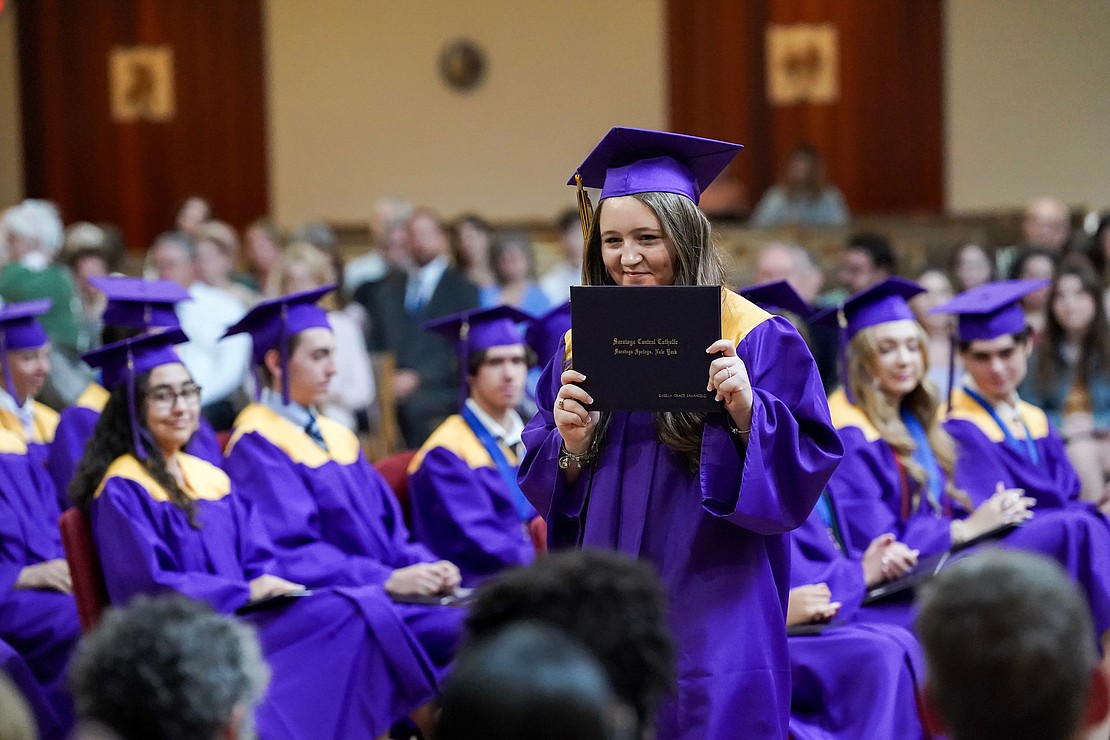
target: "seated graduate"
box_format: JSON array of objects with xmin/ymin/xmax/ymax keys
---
[
  {"xmin": 917, "ymin": 550, "xmax": 1109, "ymax": 740},
  {"xmin": 928, "ymin": 279, "xmax": 1092, "ymax": 511},
  {"xmin": 409, "ymin": 305, "xmax": 538, "ymax": 585},
  {"xmin": 0, "ymin": 636, "xmax": 67, "ymax": 740},
  {"xmin": 221, "ymin": 286, "xmax": 464, "ymax": 674},
  {"xmin": 48, "ymin": 276, "xmax": 222, "ymax": 505},
  {"xmin": 813, "ymin": 278, "xmax": 1110, "ymax": 641},
  {"xmin": 69, "ymin": 329, "xmax": 443, "ymax": 740},
  {"xmin": 742, "ymin": 282, "xmax": 926, "ymax": 740},
  {"xmin": 0, "ymin": 299, "xmax": 80, "ymax": 738}
]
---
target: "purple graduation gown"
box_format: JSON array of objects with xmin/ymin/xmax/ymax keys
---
[
  {"xmin": 826, "ymin": 389, "xmax": 1110, "ymax": 637},
  {"xmin": 943, "ymin": 387, "xmax": 1082, "ymax": 510},
  {"xmin": 1, "ymin": 636, "xmax": 66, "ymax": 740},
  {"xmin": 89, "ymin": 453, "xmax": 440, "ymax": 739},
  {"xmin": 0, "ymin": 402, "xmax": 60, "ymax": 509},
  {"xmin": 224, "ymin": 404, "xmax": 464, "ymax": 673},
  {"xmin": 48, "ymin": 382, "xmax": 224, "ymax": 510},
  {"xmin": 0, "ymin": 431, "xmax": 79, "ymax": 737},
  {"xmin": 408, "ymin": 414, "xmax": 536, "ymax": 585},
  {"xmin": 518, "ymin": 290, "xmax": 843, "ymax": 740}
]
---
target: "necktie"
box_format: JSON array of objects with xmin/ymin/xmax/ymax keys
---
[{"xmin": 304, "ymin": 411, "xmax": 328, "ymax": 451}]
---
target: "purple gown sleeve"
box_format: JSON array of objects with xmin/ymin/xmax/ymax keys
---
[
  {"xmin": 224, "ymin": 431, "xmax": 399, "ymax": 587},
  {"xmin": 789, "ymin": 511, "xmax": 867, "ymax": 619},
  {"xmin": 91, "ymin": 478, "xmax": 251, "ymax": 613},
  {"xmin": 699, "ymin": 318, "xmax": 843, "ymax": 533},
  {"xmin": 826, "ymin": 428, "xmax": 952, "ymax": 557},
  {"xmin": 409, "ymin": 447, "xmax": 534, "ymax": 579},
  {"xmin": 47, "ymin": 406, "xmax": 97, "ymax": 511},
  {"xmin": 0, "ymin": 453, "xmax": 63, "ymax": 598}
]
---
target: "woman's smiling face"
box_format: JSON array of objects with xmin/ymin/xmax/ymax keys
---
[{"xmin": 599, "ymin": 196, "xmax": 677, "ymax": 286}]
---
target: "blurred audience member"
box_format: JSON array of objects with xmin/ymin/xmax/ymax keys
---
[
  {"xmin": 345, "ymin": 198, "xmax": 413, "ymax": 295},
  {"xmin": 358, "ymin": 209, "xmax": 479, "ymax": 447},
  {"xmin": 480, "ymin": 230, "xmax": 550, "ymax": 315},
  {"xmin": 750, "ymin": 144, "xmax": 849, "ymax": 229},
  {"xmin": 466, "ymin": 550, "xmax": 675, "ymax": 739},
  {"xmin": 912, "ymin": 268, "xmax": 960, "ymax": 399},
  {"xmin": 452, "ymin": 214, "xmax": 496, "ymax": 291},
  {"xmin": 916, "ymin": 550, "xmax": 1108, "ymax": 740},
  {"xmin": 823, "ymin": 232, "xmax": 895, "ymax": 306},
  {"xmin": 1022, "ymin": 264, "xmax": 1110, "ymax": 505},
  {"xmin": 438, "ymin": 622, "xmax": 634, "ymax": 740},
  {"xmin": 195, "ymin": 221, "xmax": 260, "ymax": 307},
  {"xmin": 269, "ymin": 242, "xmax": 376, "ymax": 431},
  {"xmin": 289, "ymin": 222, "xmax": 345, "ymax": 300},
  {"xmin": 1088, "ymin": 214, "xmax": 1110, "ymax": 315},
  {"xmin": 997, "ymin": 196, "xmax": 1071, "ymax": 277},
  {"xmin": 0, "ymin": 200, "xmax": 89, "ymax": 406},
  {"xmin": 60, "ymin": 222, "xmax": 117, "ymax": 352},
  {"xmin": 172, "ymin": 195, "xmax": 212, "ymax": 238},
  {"xmin": 754, "ymin": 242, "xmax": 824, "ymax": 303},
  {"xmin": 148, "ymin": 231, "xmax": 250, "ymax": 430},
  {"xmin": 68, "ymin": 595, "xmax": 269, "ymax": 740},
  {"xmin": 949, "ymin": 242, "xmax": 994, "ymax": 292},
  {"xmin": 1008, "ymin": 247, "xmax": 1057, "ymax": 343},
  {"xmin": 539, "ymin": 208, "xmax": 585, "ymax": 304},
  {"xmin": 242, "ymin": 218, "xmax": 284, "ymax": 294}
]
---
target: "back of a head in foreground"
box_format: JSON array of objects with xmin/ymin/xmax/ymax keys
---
[
  {"xmin": 437, "ymin": 622, "xmax": 636, "ymax": 740},
  {"xmin": 465, "ymin": 549, "xmax": 675, "ymax": 737},
  {"xmin": 916, "ymin": 550, "xmax": 1102, "ymax": 740},
  {"xmin": 68, "ymin": 594, "xmax": 270, "ymax": 740},
  {"xmin": 0, "ymin": 671, "xmax": 36, "ymax": 740}
]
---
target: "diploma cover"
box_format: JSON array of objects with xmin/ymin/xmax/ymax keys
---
[{"xmin": 570, "ymin": 285, "xmax": 721, "ymax": 412}]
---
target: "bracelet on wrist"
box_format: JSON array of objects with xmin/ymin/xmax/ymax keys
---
[
  {"xmin": 558, "ymin": 443, "xmax": 596, "ymax": 469},
  {"xmin": 726, "ymin": 416, "xmax": 751, "ymax": 435}
]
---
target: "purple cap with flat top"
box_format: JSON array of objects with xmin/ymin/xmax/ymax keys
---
[
  {"xmin": 222, "ymin": 285, "xmax": 335, "ymax": 404},
  {"xmin": 811, "ymin": 277, "xmax": 926, "ymax": 339},
  {"xmin": 89, "ymin": 276, "xmax": 189, "ymax": 329},
  {"xmin": 569, "ymin": 127, "xmax": 743, "ymax": 205},
  {"xmin": 424, "ymin": 305, "xmax": 533, "ymax": 405},
  {"xmin": 739, "ymin": 280, "xmax": 813, "ymax": 317},
  {"xmin": 928, "ymin": 279, "xmax": 1048, "ymax": 342},
  {"xmin": 0, "ymin": 299, "xmax": 52, "ymax": 398},
  {"xmin": 524, "ymin": 301, "xmax": 571, "ymax": 368}
]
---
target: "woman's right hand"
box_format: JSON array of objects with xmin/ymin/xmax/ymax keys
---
[
  {"xmin": 248, "ymin": 574, "xmax": 305, "ymax": 603},
  {"xmin": 15, "ymin": 559, "xmax": 73, "ymax": 593},
  {"xmin": 861, "ymin": 533, "xmax": 919, "ymax": 586},
  {"xmin": 385, "ymin": 563, "xmax": 455, "ymax": 597},
  {"xmin": 554, "ymin": 369, "xmax": 600, "ymax": 454},
  {"xmin": 786, "ymin": 583, "xmax": 841, "ymax": 627},
  {"xmin": 960, "ymin": 482, "xmax": 1035, "ymax": 542}
]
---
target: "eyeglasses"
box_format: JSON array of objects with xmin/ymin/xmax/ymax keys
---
[{"xmin": 147, "ymin": 383, "xmax": 203, "ymax": 411}]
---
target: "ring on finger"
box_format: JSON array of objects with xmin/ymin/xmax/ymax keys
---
[
  {"xmin": 726, "ymin": 366, "xmax": 733, "ymax": 379},
  {"xmin": 557, "ymin": 398, "xmax": 565, "ymax": 410}
]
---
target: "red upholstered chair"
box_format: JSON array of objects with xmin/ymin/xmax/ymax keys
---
[
  {"xmin": 374, "ymin": 450, "xmax": 418, "ymax": 528},
  {"xmin": 58, "ymin": 508, "xmax": 110, "ymax": 633},
  {"xmin": 529, "ymin": 516, "xmax": 548, "ymax": 555}
]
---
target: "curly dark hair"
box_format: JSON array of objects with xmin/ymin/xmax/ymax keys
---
[
  {"xmin": 69, "ymin": 593, "xmax": 268, "ymax": 740},
  {"xmin": 69, "ymin": 371, "xmax": 200, "ymax": 526},
  {"xmin": 465, "ymin": 549, "xmax": 675, "ymax": 737}
]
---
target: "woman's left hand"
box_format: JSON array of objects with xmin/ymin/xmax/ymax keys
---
[{"xmin": 707, "ymin": 339, "xmax": 754, "ymax": 432}]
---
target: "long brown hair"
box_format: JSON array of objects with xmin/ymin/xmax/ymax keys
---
[
  {"xmin": 1034, "ymin": 263, "xmax": 1110, "ymax": 392},
  {"xmin": 579, "ymin": 192, "xmax": 725, "ymax": 471},
  {"xmin": 848, "ymin": 323, "xmax": 971, "ymax": 513}
]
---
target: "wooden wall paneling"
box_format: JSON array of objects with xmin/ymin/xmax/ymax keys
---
[{"xmin": 18, "ymin": 0, "xmax": 268, "ymax": 253}]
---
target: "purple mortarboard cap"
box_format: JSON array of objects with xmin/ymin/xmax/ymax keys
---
[
  {"xmin": 424, "ymin": 305, "xmax": 533, "ymax": 405},
  {"xmin": 524, "ymin": 301, "xmax": 571, "ymax": 368},
  {"xmin": 222, "ymin": 285, "xmax": 334, "ymax": 404},
  {"xmin": 739, "ymin": 280, "xmax": 813, "ymax": 317},
  {"xmin": 811, "ymin": 277, "xmax": 926, "ymax": 339},
  {"xmin": 82, "ymin": 328, "xmax": 189, "ymax": 391},
  {"xmin": 81, "ymin": 328, "xmax": 189, "ymax": 461},
  {"xmin": 0, "ymin": 299, "xmax": 51, "ymax": 398},
  {"xmin": 928, "ymin": 279, "xmax": 1048, "ymax": 342},
  {"xmin": 89, "ymin": 276, "xmax": 189, "ymax": 329},
  {"xmin": 569, "ymin": 127, "xmax": 743, "ymax": 205}
]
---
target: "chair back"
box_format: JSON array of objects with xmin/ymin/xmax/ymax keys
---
[
  {"xmin": 58, "ymin": 508, "xmax": 110, "ymax": 632},
  {"xmin": 374, "ymin": 449, "xmax": 418, "ymax": 527}
]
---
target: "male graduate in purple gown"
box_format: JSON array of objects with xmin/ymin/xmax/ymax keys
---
[
  {"xmin": 221, "ymin": 286, "xmax": 465, "ymax": 676},
  {"xmin": 409, "ymin": 305, "xmax": 538, "ymax": 586},
  {"xmin": 928, "ymin": 280, "xmax": 1090, "ymax": 511},
  {"xmin": 48, "ymin": 276, "xmax": 222, "ymax": 506},
  {"xmin": 75, "ymin": 330, "xmax": 441, "ymax": 739},
  {"xmin": 742, "ymin": 280, "xmax": 928, "ymax": 739},
  {"xmin": 518, "ymin": 128, "xmax": 843, "ymax": 740},
  {"xmin": 816, "ymin": 278, "xmax": 1110, "ymax": 643},
  {"xmin": 0, "ymin": 300, "xmax": 80, "ymax": 738}
]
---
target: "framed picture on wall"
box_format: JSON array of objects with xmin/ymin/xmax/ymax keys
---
[
  {"xmin": 765, "ymin": 24, "xmax": 839, "ymax": 105},
  {"xmin": 109, "ymin": 45, "xmax": 175, "ymax": 122}
]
